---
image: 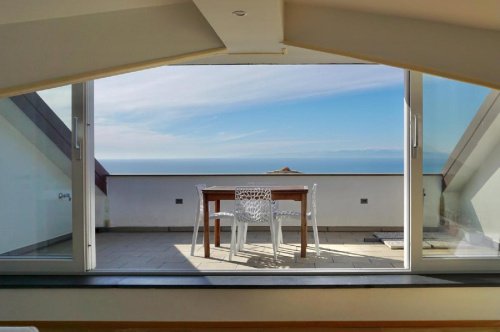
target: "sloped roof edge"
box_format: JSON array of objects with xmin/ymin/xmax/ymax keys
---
[{"xmin": 9, "ymin": 93, "xmax": 109, "ymax": 194}]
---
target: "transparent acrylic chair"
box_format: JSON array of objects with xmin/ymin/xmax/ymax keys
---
[
  {"xmin": 191, "ymin": 184, "xmax": 234, "ymax": 256},
  {"xmin": 229, "ymin": 187, "xmax": 279, "ymax": 261},
  {"xmin": 274, "ymin": 183, "xmax": 320, "ymax": 255}
]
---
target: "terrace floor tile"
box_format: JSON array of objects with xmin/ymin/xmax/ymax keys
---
[
  {"xmin": 91, "ymin": 231, "xmax": 410, "ymax": 271},
  {"xmin": 15, "ymin": 230, "xmax": 494, "ymax": 271}
]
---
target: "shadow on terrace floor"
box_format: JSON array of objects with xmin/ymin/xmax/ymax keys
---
[{"xmin": 94, "ymin": 231, "xmax": 404, "ymax": 271}]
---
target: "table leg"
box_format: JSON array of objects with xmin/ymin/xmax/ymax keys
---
[
  {"xmin": 215, "ymin": 200, "xmax": 221, "ymax": 247},
  {"xmin": 301, "ymin": 193, "xmax": 307, "ymax": 258},
  {"xmin": 203, "ymin": 194, "xmax": 210, "ymax": 258}
]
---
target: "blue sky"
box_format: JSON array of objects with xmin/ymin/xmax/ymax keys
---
[
  {"xmin": 91, "ymin": 65, "xmax": 405, "ymax": 159},
  {"xmin": 423, "ymin": 76, "xmax": 491, "ymax": 155},
  {"xmin": 36, "ymin": 65, "xmax": 492, "ymax": 166}
]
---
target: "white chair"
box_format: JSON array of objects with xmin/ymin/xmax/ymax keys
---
[
  {"xmin": 239, "ymin": 199, "xmax": 280, "ymax": 251},
  {"xmin": 191, "ymin": 184, "xmax": 234, "ymax": 256},
  {"xmin": 229, "ymin": 187, "xmax": 279, "ymax": 261},
  {"xmin": 274, "ymin": 183, "xmax": 320, "ymax": 255}
]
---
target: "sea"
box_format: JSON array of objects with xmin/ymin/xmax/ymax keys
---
[{"xmin": 99, "ymin": 157, "xmax": 445, "ymax": 175}]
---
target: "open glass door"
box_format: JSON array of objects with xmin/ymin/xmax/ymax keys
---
[
  {"xmin": 0, "ymin": 82, "xmax": 93, "ymax": 273},
  {"xmin": 409, "ymin": 71, "xmax": 500, "ymax": 272}
]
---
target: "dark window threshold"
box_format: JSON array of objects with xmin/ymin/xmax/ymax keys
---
[{"xmin": 1, "ymin": 274, "xmax": 500, "ymax": 289}]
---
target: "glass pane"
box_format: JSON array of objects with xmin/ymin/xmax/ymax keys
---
[
  {"xmin": 0, "ymin": 86, "xmax": 73, "ymax": 258},
  {"xmin": 423, "ymin": 74, "xmax": 500, "ymax": 258}
]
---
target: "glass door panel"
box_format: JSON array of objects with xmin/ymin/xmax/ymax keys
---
[
  {"xmin": 0, "ymin": 83, "xmax": 90, "ymax": 272},
  {"xmin": 422, "ymin": 74, "xmax": 500, "ymax": 258},
  {"xmin": 0, "ymin": 86, "xmax": 73, "ymax": 258}
]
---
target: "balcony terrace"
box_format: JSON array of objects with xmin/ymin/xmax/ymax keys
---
[
  {"xmin": 2, "ymin": 86, "xmax": 500, "ymax": 272},
  {"xmin": 12, "ymin": 168, "xmax": 499, "ymax": 272}
]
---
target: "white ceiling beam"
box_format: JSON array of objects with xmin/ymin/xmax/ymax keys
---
[
  {"xmin": 284, "ymin": 2, "xmax": 500, "ymax": 89},
  {"xmin": 193, "ymin": 0, "xmax": 284, "ymax": 53},
  {"xmin": 0, "ymin": 0, "xmax": 186, "ymax": 25},
  {"xmin": 287, "ymin": 0, "xmax": 500, "ymax": 31},
  {"xmin": 0, "ymin": 2, "xmax": 225, "ymax": 97}
]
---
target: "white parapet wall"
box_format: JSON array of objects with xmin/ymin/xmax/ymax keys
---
[
  {"xmin": 459, "ymin": 142, "xmax": 500, "ymax": 242},
  {"xmin": 107, "ymin": 174, "xmax": 443, "ymax": 229}
]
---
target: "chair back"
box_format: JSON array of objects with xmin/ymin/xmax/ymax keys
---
[
  {"xmin": 247, "ymin": 181, "xmax": 279, "ymax": 212},
  {"xmin": 195, "ymin": 184, "xmax": 207, "ymax": 211},
  {"xmin": 235, "ymin": 187, "xmax": 273, "ymax": 224},
  {"xmin": 196, "ymin": 183, "xmax": 206, "ymax": 200}
]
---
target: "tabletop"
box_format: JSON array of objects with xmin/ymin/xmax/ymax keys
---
[{"xmin": 202, "ymin": 185, "xmax": 308, "ymax": 193}]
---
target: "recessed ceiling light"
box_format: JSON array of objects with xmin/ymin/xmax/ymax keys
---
[{"xmin": 232, "ymin": 10, "xmax": 247, "ymax": 17}]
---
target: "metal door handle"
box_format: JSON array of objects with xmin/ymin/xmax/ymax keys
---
[
  {"xmin": 73, "ymin": 116, "xmax": 81, "ymax": 160},
  {"xmin": 412, "ymin": 114, "xmax": 418, "ymax": 148}
]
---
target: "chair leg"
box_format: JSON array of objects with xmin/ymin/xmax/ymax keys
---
[
  {"xmin": 269, "ymin": 222, "xmax": 277, "ymax": 261},
  {"xmin": 312, "ymin": 216, "xmax": 320, "ymax": 256},
  {"xmin": 237, "ymin": 222, "xmax": 244, "ymax": 251},
  {"xmin": 278, "ymin": 218, "xmax": 283, "ymax": 244},
  {"xmin": 229, "ymin": 219, "xmax": 237, "ymax": 261},
  {"xmin": 238, "ymin": 223, "xmax": 247, "ymax": 251},
  {"xmin": 191, "ymin": 213, "xmax": 202, "ymax": 256},
  {"xmin": 243, "ymin": 223, "xmax": 248, "ymax": 247},
  {"xmin": 274, "ymin": 221, "xmax": 281, "ymax": 253}
]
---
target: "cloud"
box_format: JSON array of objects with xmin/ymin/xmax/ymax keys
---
[
  {"xmin": 95, "ymin": 124, "xmax": 272, "ymax": 159},
  {"xmin": 212, "ymin": 130, "xmax": 266, "ymax": 142},
  {"xmin": 95, "ymin": 123, "xmax": 179, "ymax": 159},
  {"xmin": 95, "ymin": 122, "xmax": 350, "ymax": 159},
  {"xmin": 94, "ymin": 65, "xmax": 402, "ymax": 123},
  {"xmin": 38, "ymin": 65, "xmax": 404, "ymax": 159}
]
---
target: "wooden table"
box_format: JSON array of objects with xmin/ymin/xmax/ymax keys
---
[{"xmin": 202, "ymin": 185, "xmax": 309, "ymax": 258}]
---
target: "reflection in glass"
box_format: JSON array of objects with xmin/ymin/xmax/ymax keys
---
[
  {"xmin": 423, "ymin": 75, "xmax": 499, "ymax": 257},
  {"xmin": 38, "ymin": 85, "xmax": 72, "ymax": 129},
  {"xmin": 0, "ymin": 87, "xmax": 73, "ymax": 258}
]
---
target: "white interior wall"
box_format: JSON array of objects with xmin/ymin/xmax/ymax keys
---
[
  {"xmin": 1, "ymin": 287, "xmax": 500, "ymax": 322},
  {"xmin": 107, "ymin": 174, "xmax": 442, "ymax": 229},
  {"xmin": 0, "ymin": 98, "xmax": 109, "ymax": 252},
  {"xmin": 423, "ymin": 175, "xmax": 443, "ymax": 227},
  {"xmin": 0, "ymin": 99, "xmax": 72, "ymax": 254},
  {"xmin": 458, "ymin": 141, "xmax": 500, "ymax": 242},
  {"xmin": 441, "ymin": 94, "xmax": 500, "ymax": 243}
]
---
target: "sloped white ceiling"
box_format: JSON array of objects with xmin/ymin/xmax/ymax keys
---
[
  {"xmin": 0, "ymin": 0, "xmax": 498, "ymax": 97},
  {"xmin": 288, "ymin": 0, "xmax": 500, "ymax": 31},
  {"xmin": 284, "ymin": 1, "xmax": 500, "ymax": 89},
  {"xmin": 0, "ymin": 1, "xmax": 225, "ymax": 97},
  {"xmin": 0, "ymin": 0, "xmax": 187, "ymax": 24}
]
